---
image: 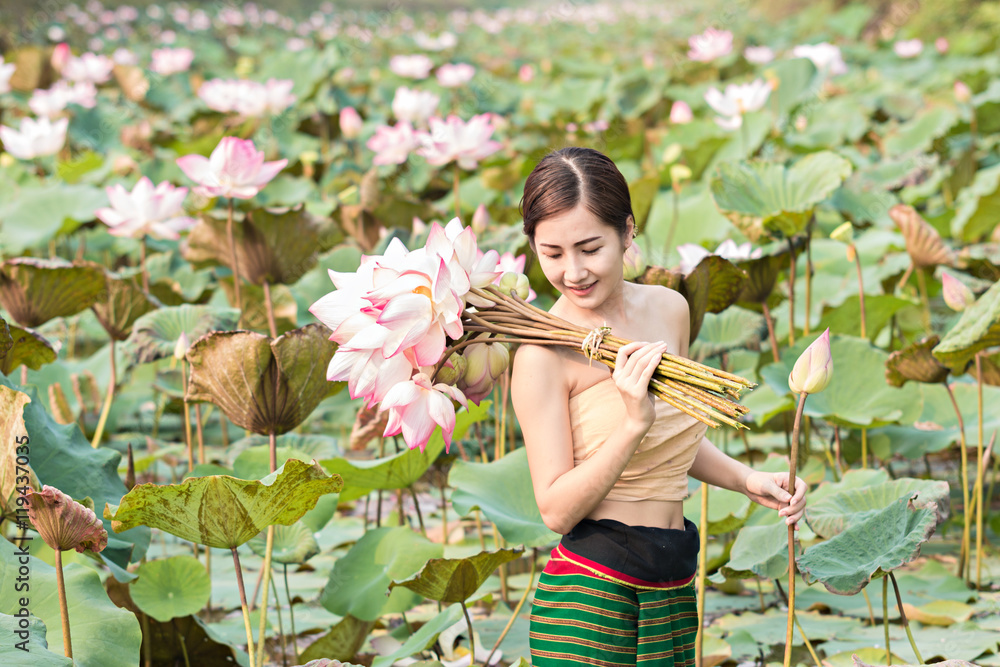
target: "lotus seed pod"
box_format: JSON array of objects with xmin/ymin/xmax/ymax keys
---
[
  {"xmin": 830, "ymin": 221, "xmax": 854, "ymax": 244},
  {"xmin": 788, "ymin": 328, "xmax": 833, "ymax": 395}
]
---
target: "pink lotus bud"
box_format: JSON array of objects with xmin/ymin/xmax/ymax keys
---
[
  {"xmin": 787, "ymin": 328, "xmax": 833, "ymax": 395},
  {"xmin": 471, "ymin": 203, "xmax": 490, "ymax": 236},
  {"xmin": 518, "ymin": 64, "xmax": 534, "ymax": 82},
  {"xmin": 435, "ymin": 352, "xmax": 467, "ymax": 386},
  {"xmin": 340, "ymin": 106, "xmax": 363, "ymax": 139},
  {"xmin": 941, "ymin": 272, "xmax": 974, "ymax": 311},
  {"xmin": 51, "ymin": 43, "xmax": 71, "ymax": 73},
  {"xmin": 459, "ymin": 341, "xmax": 510, "ymax": 401},
  {"xmin": 935, "ymin": 37, "xmax": 949, "ymax": 54},
  {"xmin": 26, "ymin": 485, "xmax": 108, "ymax": 553},
  {"xmin": 623, "ymin": 241, "xmax": 646, "ymax": 280},
  {"xmin": 954, "ymin": 81, "xmax": 971, "ymax": 103},
  {"xmin": 669, "ymin": 100, "xmax": 693, "ymax": 124}
]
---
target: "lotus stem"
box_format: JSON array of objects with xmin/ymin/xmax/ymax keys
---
[
  {"xmin": 232, "ymin": 546, "xmax": 257, "ymax": 667},
  {"xmin": 883, "ymin": 575, "xmax": 890, "ymax": 666},
  {"xmin": 284, "ymin": 564, "xmax": 299, "ymax": 660},
  {"xmin": 409, "ymin": 486, "xmax": 426, "ymax": 537},
  {"xmin": 756, "ymin": 578, "xmax": 766, "ymax": 613},
  {"xmin": 461, "ymin": 601, "xmax": 475, "ymax": 666},
  {"xmin": 862, "ymin": 587, "xmax": 875, "ymax": 626},
  {"xmin": 195, "ymin": 404, "xmax": 205, "ymax": 465},
  {"xmin": 804, "ymin": 221, "xmax": 813, "ymax": 336},
  {"xmin": 173, "ymin": 618, "xmax": 191, "ymax": 667},
  {"xmin": 975, "ymin": 352, "xmax": 984, "ymax": 589},
  {"xmin": 794, "ymin": 612, "xmax": 821, "ymax": 667},
  {"xmin": 54, "ymin": 549, "xmax": 72, "ymax": 658},
  {"xmin": 485, "ymin": 548, "xmax": 537, "ymax": 667},
  {"xmin": 916, "ymin": 268, "xmax": 932, "ymax": 332},
  {"xmin": 854, "ymin": 247, "xmax": 867, "ymax": 340},
  {"xmin": 783, "ymin": 391, "xmax": 807, "ymax": 667},
  {"xmin": 944, "ymin": 382, "xmax": 971, "ymax": 581},
  {"xmin": 141, "ymin": 612, "xmax": 152, "ymax": 667},
  {"xmin": 181, "ymin": 359, "xmax": 193, "ymax": 473},
  {"xmin": 665, "ymin": 185, "xmax": 679, "ymax": 256},
  {"xmin": 787, "ymin": 237, "xmax": 797, "ymax": 346},
  {"xmin": 695, "ymin": 481, "xmax": 709, "ymax": 665},
  {"xmin": 762, "ymin": 302, "xmax": 780, "ymax": 363},
  {"xmin": 90, "ymin": 340, "xmax": 117, "ymax": 448},
  {"xmin": 269, "ymin": 570, "xmax": 287, "ymax": 667},
  {"xmin": 140, "ymin": 236, "xmax": 149, "ymax": 293},
  {"xmin": 440, "ymin": 476, "xmax": 447, "ymax": 545},
  {"xmin": 889, "ymin": 571, "xmax": 922, "ymax": 664},
  {"xmin": 227, "ymin": 198, "xmax": 243, "ymax": 324},
  {"xmin": 861, "ymin": 428, "xmax": 868, "ymax": 470},
  {"xmin": 219, "ymin": 408, "xmax": 230, "ymax": 448},
  {"xmin": 263, "ymin": 280, "xmax": 278, "ymax": 338},
  {"xmin": 256, "ymin": 430, "xmax": 279, "ymax": 667},
  {"xmin": 453, "ymin": 164, "xmax": 462, "ymax": 221}
]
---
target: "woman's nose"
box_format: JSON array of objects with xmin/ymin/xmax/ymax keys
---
[{"xmin": 565, "ymin": 255, "xmax": 588, "ymax": 282}]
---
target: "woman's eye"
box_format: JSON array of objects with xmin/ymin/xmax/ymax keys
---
[
  {"xmin": 545, "ymin": 254, "xmax": 561, "ymax": 259},
  {"xmin": 583, "ymin": 248, "xmax": 600, "ymax": 255}
]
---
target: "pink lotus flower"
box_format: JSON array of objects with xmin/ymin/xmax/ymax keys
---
[
  {"xmin": 29, "ymin": 80, "xmax": 97, "ymax": 117},
  {"xmin": 381, "ymin": 372, "xmax": 468, "ymax": 452},
  {"xmin": 413, "ymin": 32, "xmax": 457, "ymax": 51},
  {"xmin": 687, "ymin": 27, "xmax": 733, "ymax": 62},
  {"xmin": 389, "ymin": 54, "xmax": 434, "ymax": 79},
  {"xmin": 436, "ymin": 63, "xmax": 475, "ymax": 87},
  {"xmin": 258, "ymin": 78, "xmax": 297, "ymax": 115},
  {"xmin": 935, "ymin": 37, "xmax": 949, "ymax": 54},
  {"xmin": 196, "ymin": 78, "xmax": 246, "ymax": 113},
  {"xmin": 788, "ymin": 328, "xmax": 833, "ymax": 395},
  {"xmin": 176, "ymin": 136, "xmax": 287, "ymax": 199},
  {"xmin": 197, "ymin": 78, "xmax": 295, "ymax": 117},
  {"xmin": 392, "ymin": 86, "xmax": 440, "ymax": 127},
  {"xmin": 954, "ymin": 81, "xmax": 972, "ymax": 103},
  {"xmin": 941, "ymin": 272, "xmax": 974, "ymax": 311},
  {"xmin": 367, "ymin": 121, "xmax": 421, "ymax": 166},
  {"xmin": 51, "ymin": 43, "xmax": 71, "ymax": 74},
  {"xmin": 426, "ymin": 218, "xmax": 502, "ymax": 296},
  {"xmin": 893, "ymin": 39, "xmax": 923, "ymax": 58},
  {"xmin": 458, "ymin": 342, "xmax": 509, "ymax": 404},
  {"xmin": 26, "ymin": 485, "xmax": 108, "ymax": 553},
  {"xmin": 150, "ymin": 47, "xmax": 194, "ymax": 75},
  {"xmin": 62, "ymin": 52, "xmax": 114, "ymax": 84},
  {"xmin": 112, "ymin": 47, "xmax": 138, "ymax": 66},
  {"xmin": 340, "ymin": 106, "xmax": 363, "ymax": 139},
  {"xmin": 704, "ymin": 79, "xmax": 771, "ymax": 129},
  {"xmin": 518, "ymin": 65, "xmax": 534, "ymax": 82},
  {"xmin": 95, "ymin": 177, "xmax": 195, "ymax": 240},
  {"xmin": 0, "ymin": 116, "xmax": 68, "ymax": 159},
  {"xmin": 669, "ymin": 100, "xmax": 693, "ymax": 124},
  {"xmin": 792, "ymin": 43, "xmax": 847, "ymax": 76},
  {"xmin": 417, "ymin": 113, "xmax": 502, "ymax": 170},
  {"xmin": 677, "ymin": 240, "xmax": 762, "ymax": 275},
  {"xmin": 0, "ymin": 57, "xmax": 15, "ymax": 94},
  {"xmin": 744, "ymin": 45, "xmax": 775, "ymax": 64}
]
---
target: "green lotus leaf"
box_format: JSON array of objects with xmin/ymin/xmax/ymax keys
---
[
  {"xmin": 130, "ymin": 555, "xmax": 211, "ymax": 623},
  {"xmin": 184, "ymin": 324, "xmax": 337, "ymax": 435},
  {"xmin": 126, "ymin": 304, "xmax": 240, "ymax": 365},
  {"xmin": 885, "ymin": 335, "xmax": 950, "ymax": 387},
  {"xmin": 933, "ymin": 278, "xmax": 1000, "ymax": 374},
  {"xmin": 684, "ymin": 485, "xmax": 754, "ymax": 535},
  {"xmin": 760, "ymin": 334, "xmax": 923, "ymax": 427},
  {"xmin": 713, "ymin": 609, "xmax": 858, "ymax": 649},
  {"xmin": 0, "ymin": 183, "xmax": 106, "ymax": 255},
  {"xmin": 815, "ymin": 295, "xmax": 916, "ymax": 342},
  {"xmin": 322, "ymin": 401, "xmax": 489, "ymax": 502},
  {"xmin": 233, "ymin": 446, "xmax": 316, "ymax": 480},
  {"xmin": 144, "ymin": 250, "xmax": 214, "ymax": 304},
  {"xmin": 370, "ymin": 604, "xmax": 465, "ymax": 667},
  {"xmin": 709, "ymin": 151, "xmax": 852, "ymax": 242},
  {"xmin": 681, "ymin": 255, "xmax": 748, "ymax": 343},
  {"xmin": 0, "ymin": 537, "xmax": 141, "ymax": 667},
  {"xmin": 804, "ymin": 478, "xmax": 949, "ymax": 539},
  {"xmin": 951, "ymin": 162, "xmax": 1000, "ymax": 242},
  {"xmin": 0, "ymin": 612, "xmax": 71, "ymax": 666},
  {"xmin": 882, "ymin": 106, "xmax": 958, "ymax": 157},
  {"xmin": 733, "ymin": 245, "xmax": 793, "ymax": 305},
  {"xmin": 0, "ymin": 317, "xmax": 11, "ymax": 361},
  {"xmin": 0, "ymin": 322, "xmax": 57, "ymax": 375},
  {"xmin": 182, "ymin": 207, "xmax": 321, "ymax": 286},
  {"xmin": 320, "ymin": 526, "xmax": 443, "ymax": 622},
  {"xmin": 720, "ymin": 522, "xmax": 796, "ymax": 580},
  {"xmin": 0, "ymin": 258, "xmax": 107, "ymax": 328},
  {"xmin": 103, "ymin": 458, "xmax": 342, "ymax": 549},
  {"xmin": 764, "ymin": 57, "xmax": 819, "ymax": 116},
  {"xmin": 450, "ymin": 447, "xmax": 559, "ymax": 549},
  {"xmin": 390, "ymin": 548, "xmax": 524, "ymax": 604},
  {"xmin": 299, "ymin": 615, "xmax": 376, "ymax": 665},
  {"xmin": 247, "ymin": 522, "xmax": 319, "ymax": 564},
  {"xmin": 783, "ymin": 95, "xmax": 870, "ymax": 149},
  {"xmin": 91, "ymin": 270, "xmax": 161, "ymax": 341},
  {"xmin": 796, "ymin": 494, "xmax": 941, "ymax": 595},
  {"xmin": 628, "ymin": 174, "xmax": 659, "ymax": 231},
  {"xmin": 231, "ymin": 432, "xmax": 341, "ymax": 461},
  {"xmin": 830, "ymin": 178, "xmax": 898, "ymax": 227},
  {"xmin": 689, "ymin": 307, "xmax": 767, "ymax": 362}
]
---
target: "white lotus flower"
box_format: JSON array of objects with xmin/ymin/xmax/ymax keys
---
[
  {"xmin": 0, "ymin": 116, "xmax": 69, "ymax": 159},
  {"xmin": 791, "ymin": 42, "xmax": 847, "ymax": 76},
  {"xmin": 704, "ymin": 79, "xmax": 771, "ymax": 129}
]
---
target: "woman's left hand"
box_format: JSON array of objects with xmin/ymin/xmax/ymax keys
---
[{"xmin": 744, "ymin": 472, "xmax": 807, "ymax": 529}]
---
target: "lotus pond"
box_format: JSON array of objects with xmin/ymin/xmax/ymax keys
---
[{"xmin": 0, "ymin": 1, "xmax": 999, "ymax": 666}]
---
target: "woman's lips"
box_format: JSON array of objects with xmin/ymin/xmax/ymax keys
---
[{"xmin": 567, "ymin": 281, "xmax": 596, "ymax": 296}]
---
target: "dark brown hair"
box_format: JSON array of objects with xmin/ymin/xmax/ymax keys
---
[{"xmin": 519, "ymin": 147, "xmax": 634, "ymax": 247}]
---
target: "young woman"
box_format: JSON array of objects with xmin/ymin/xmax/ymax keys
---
[{"xmin": 511, "ymin": 147, "xmax": 807, "ymax": 666}]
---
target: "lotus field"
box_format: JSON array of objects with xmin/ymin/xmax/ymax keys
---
[{"xmin": 1, "ymin": 0, "xmax": 999, "ymax": 665}]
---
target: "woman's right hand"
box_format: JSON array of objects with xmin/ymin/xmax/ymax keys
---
[{"xmin": 612, "ymin": 340, "xmax": 667, "ymax": 430}]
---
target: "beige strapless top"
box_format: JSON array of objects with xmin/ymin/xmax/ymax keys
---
[{"xmin": 568, "ymin": 376, "xmax": 709, "ymax": 502}]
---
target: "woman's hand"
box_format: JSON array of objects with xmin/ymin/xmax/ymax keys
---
[
  {"xmin": 744, "ymin": 471, "xmax": 807, "ymax": 529},
  {"xmin": 612, "ymin": 340, "xmax": 667, "ymax": 430}
]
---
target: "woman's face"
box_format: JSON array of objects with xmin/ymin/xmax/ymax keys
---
[{"xmin": 532, "ymin": 203, "xmax": 631, "ymax": 308}]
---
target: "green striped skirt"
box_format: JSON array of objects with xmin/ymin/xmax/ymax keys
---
[{"xmin": 529, "ymin": 518, "xmax": 699, "ymax": 666}]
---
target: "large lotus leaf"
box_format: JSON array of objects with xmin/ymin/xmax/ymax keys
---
[
  {"xmin": 680, "ymin": 255, "xmax": 747, "ymax": 343},
  {"xmin": 299, "ymin": 615, "xmax": 376, "ymax": 664},
  {"xmin": 951, "ymin": 162, "xmax": 1000, "ymax": 242},
  {"xmin": 390, "ymin": 548, "xmax": 524, "ymax": 604},
  {"xmin": 628, "ymin": 174, "xmax": 659, "ymax": 231},
  {"xmin": 104, "ymin": 458, "xmax": 343, "ymax": 549},
  {"xmin": 0, "ymin": 183, "xmax": 106, "ymax": 255},
  {"xmin": 684, "ymin": 485, "xmax": 754, "ymax": 535},
  {"xmin": 232, "ymin": 432, "xmax": 341, "ymax": 461},
  {"xmin": 720, "ymin": 522, "xmax": 795, "ymax": 580},
  {"xmin": 0, "ymin": 322, "xmax": 57, "ymax": 375},
  {"xmin": 760, "ymin": 334, "xmax": 923, "ymax": 427},
  {"xmin": 783, "ymin": 95, "xmax": 870, "ymax": 148},
  {"xmin": 322, "ymin": 401, "xmax": 489, "ymax": 502},
  {"xmin": 830, "ymin": 178, "xmax": 899, "ymax": 228},
  {"xmin": 885, "ymin": 335, "xmax": 950, "ymax": 387},
  {"xmin": 644, "ymin": 183, "xmax": 732, "ymax": 251},
  {"xmin": 91, "ymin": 270, "xmax": 161, "ymax": 341},
  {"xmin": 370, "ymin": 604, "xmax": 464, "ymax": 667},
  {"xmin": 710, "ymin": 152, "xmax": 852, "ymax": 241},
  {"xmin": 713, "ymin": 609, "xmax": 859, "ymax": 649},
  {"xmin": 320, "ymin": 526, "xmax": 443, "ymax": 622},
  {"xmin": 184, "ymin": 324, "xmax": 336, "ymax": 435},
  {"xmin": 689, "ymin": 307, "xmax": 767, "ymax": 362},
  {"xmin": 805, "ymin": 478, "xmax": 949, "ymax": 539},
  {"xmin": 248, "ymin": 521, "xmax": 319, "ymax": 564},
  {"xmin": 0, "ymin": 537, "xmax": 141, "ymax": 667},
  {"xmin": 449, "ymin": 447, "xmax": 559, "ymax": 548},
  {"xmin": 890, "ymin": 204, "xmax": 958, "ymax": 270},
  {"xmin": 0, "ymin": 317, "xmax": 11, "ymax": 360},
  {"xmin": 0, "ymin": 376, "xmax": 148, "ymax": 567},
  {"xmin": 183, "ymin": 207, "xmax": 321, "ymax": 285},
  {"xmin": 733, "ymin": 245, "xmax": 792, "ymax": 305},
  {"xmin": 0, "ymin": 258, "xmax": 107, "ymax": 328},
  {"xmin": 145, "ymin": 250, "xmax": 214, "ymax": 304},
  {"xmin": 815, "ymin": 295, "xmax": 916, "ymax": 342},
  {"xmin": 126, "ymin": 304, "xmax": 240, "ymax": 364},
  {"xmin": 882, "ymin": 106, "xmax": 958, "ymax": 157},
  {"xmin": 232, "ymin": 446, "xmax": 316, "ymax": 480},
  {"xmin": 218, "ymin": 279, "xmax": 298, "ymax": 334},
  {"xmin": 130, "ymin": 555, "xmax": 211, "ymax": 623},
  {"xmin": 807, "ymin": 469, "xmax": 890, "ymax": 505},
  {"xmin": 765, "ymin": 57, "xmax": 820, "ymax": 116},
  {"xmin": 933, "ymin": 278, "xmax": 1000, "ymax": 373},
  {"xmin": 796, "ymin": 494, "xmax": 940, "ymax": 595},
  {"xmin": 0, "ymin": 612, "xmax": 71, "ymax": 666}
]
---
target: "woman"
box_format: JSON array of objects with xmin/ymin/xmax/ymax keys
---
[{"xmin": 510, "ymin": 147, "xmax": 806, "ymax": 666}]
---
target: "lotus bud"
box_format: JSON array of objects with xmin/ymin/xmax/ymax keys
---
[
  {"xmin": 471, "ymin": 203, "xmax": 490, "ymax": 236},
  {"xmin": 51, "ymin": 43, "xmax": 70, "ymax": 73},
  {"xmin": 623, "ymin": 241, "xmax": 646, "ymax": 281},
  {"xmin": 436, "ymin": 352, "xmax": 467, "ymax": 386},
  {"xmin": 26, "ymin": 485, "xmax": 108, "ymax": 553},
  {"xmin": 941, "ymin": 272, "xmax": 974, "ymax": 311},
  {"xmin": 498, "ymin": 272, "xmax": 530, "ymax": 300},
  {"xmin": 669, "ymin": 100, "xmax": 692, "ymax": 124},
  {"xmin": 460, "ymin": 341, "xmax": 509, "ymax": 401},
  {"xmin": 661, "ymin": 142, "xmax": 683, "ymax": 164},
  {"xmin": 935, "ymin": 37, "xmax": 949, "ymax": 54},
  {"xmin": 787, "ymin": 328, "xmax": 833, "ymax": 395},
  {"xmin": 669, "ymin": 164, "xmax": 692, "ymax": 190},
  {"xmin": 954, "ymin": 81, "xmax": 971, "ymax": 104},
  {"xmin": 339, "ymin": 106, "xmax": 363, "ymax": 139},
  {"xmin": 173, "ymin": 331, "xmax": 190, "ymax": 360}
]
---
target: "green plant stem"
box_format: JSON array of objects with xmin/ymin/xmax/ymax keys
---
[
  {"xmin": 861, "ymin": 428, "xmax": 868, "ymax": 470},
  {"xmin": 804, "ymin": 222, "xmax": 813, "ymax": 336},
  {"xmin": 270, "ymin": 569, "xmax": 287, "ymax": 667},
  {"xmin": 54, "ymin": 550, "xmax": 72, "ymax": 659},
  {"xmin": 883, "ymin": 576, "xmax": 890, "ymax": 666},
  {"xmin": 231, "ymin": 547, "xmax": 257, "ymax": 667},
  {"xmin": 975, "ymin": 352, "xmax": 985, "ymax": 589},
  {"xmin": 141, "ymin": 612, "xmax": 152, "ymax": 667},
  {"xmin": 195, "ymin": 403, "xmax": 205, "ymax": 465},
  {"xmin": 256, "ymin": 430, "xmax": 279, "ymax": 667},
  {"xmin": 485, "ymin": 549, "xmax": 538, "ymax": 666},
  {"xmin": 762, "ymin": 302, "xmax": 780, "ymax": 363},
  {"xmin": 889, "ymin": 572, "xmax": 922, "ymax": 664},
  {"xmin": 854, "ymin": 248, "xmax": 867, "ymax": 340},
  {"xmin": 227, "ymin": 198, "xmax": 243, "ymax": 324},
  {"xmin": 794, "ymin": 612, "xmax": 821, "ymax": 667},
  {"xmin": 665, "ymin": 185, "xmax": 680, "ymax": 256},
  {"xmin": 787, "ymin": 237, "xmax": 797, "ymax": 346},
  {"xmin": 756, "ymin": 578, "xmax": 766, "ymax": 613},
  {"xmin": 263, "ymin": 280, "xmax": 277, "ymax": 338},
  {"xmin": 284, "ymin": 565, "xmax": 299, "ymax": 660},
  {"xmin": 90, "ymin": 340, "xmax": 116, "ymax": 448},
  {"xmin": 461, "ymin": 601, "xmax": 475, "ymax": 666},
  {"xmin": 916, "ymin": 268, "xmax": 931, "ymax": 332},
  {"xmin": 784, "ymin": 392, "xmax": 807, "ymax": 667},
  {"xmin": 944, "ymin": 382, "xmax": 971, "ymax": 581},
  {"xmin": 181, "ymin": 359, "xmax": 193, "ymax": 473},
  {"xmin": 695, "ymin": 481, "xmax": 709, "ymax": 665},
  {"xmin": 409, "ymin": 486, "xmax": 426, "ymax": 537},
  {"xmin": 173, "ymin": 618, "xmax": 191, "ymax": 667},
  {"xmin": 862, "ymin": 587, "xmax": 875, "ymax": 626}
]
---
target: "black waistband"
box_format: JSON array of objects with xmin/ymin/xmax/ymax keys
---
[{"xmin": 560, "ymin": 517, "xmax": 699, "ymax": 584}]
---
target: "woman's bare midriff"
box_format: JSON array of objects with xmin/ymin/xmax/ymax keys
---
[{"xmin": 585, "ymin": 498, "xmax": 687, "ymax": 530}]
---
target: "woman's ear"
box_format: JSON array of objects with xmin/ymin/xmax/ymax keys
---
[{"xmin": 624, "ymin": 216, "xmax": 635, "ymax": 249}]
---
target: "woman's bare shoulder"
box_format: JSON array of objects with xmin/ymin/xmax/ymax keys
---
[
  {"xmin": 634, "ymin": 282, "xmax": 689, "ymax": 318},
  {"xmin": 511, "ymin": 343, "xmax": 570, "ymax": 398}
]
